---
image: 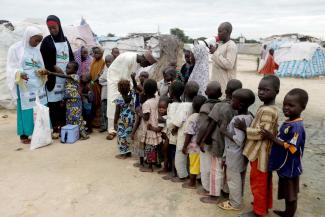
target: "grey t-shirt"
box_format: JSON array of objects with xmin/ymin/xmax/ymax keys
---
[{"xmin": 225, "ymin": 114, "xmax": 253, "ymax": 172}]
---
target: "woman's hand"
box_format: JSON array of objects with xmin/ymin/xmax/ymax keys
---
[
  {"xmin": 36, "ymin": 69, "xmax": 48, "ymax": 76},
  {"xmin": 182, "ymin": 147, "xmax": 187, "ymax": 155},
  {"xmin": 20, "ymin": 73, "xmax": 29, "ymax": 81}
]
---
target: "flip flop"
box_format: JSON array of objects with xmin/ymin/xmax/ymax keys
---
[{"xmin": 217, "ymin": 200, "xmax": 241, "ymax": 211}]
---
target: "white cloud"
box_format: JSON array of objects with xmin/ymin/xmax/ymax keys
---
[{"xmin": 1, "ymin": 0, "xmax": 325, "ymax": 40}]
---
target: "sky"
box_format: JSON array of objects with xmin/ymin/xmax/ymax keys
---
[{"xmin": 1, "ymin": 0, "xmax": 325, "ymax": 40}]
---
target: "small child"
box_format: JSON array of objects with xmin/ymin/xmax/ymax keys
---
[
  {"xmin": 99, "ymin": 54, "xmax": 114, "ymax": 132},
  {"xmin": 168, "ymin": 61, "xmax": 183, "ymax": 82},
  {"xmin": 162, "ymin": 81, "xmax": 185, "ymax": 180},
  {"xmin": 48, "ymin": 61, "xmax": 89, "ymax": 140},
  {"xmin": 158, "ymin": 67, "xmax": 176, "ymax": 96},
  {"xmin": 196, "ymin": 81, "xmax": 223, "ymax": 195},
  {"xmin": 182, "ymin": 95, "xmax": 207, "ymax": 189},
  {"xmin": 140, "ymin": 79, "xmax": 161, "ymax": 172},
  {"xmin": 114, "ymin": 79, "xmax": 135, "ymax": 159},
  {"xmin": 199, "ymin": 79, "xmax": 242, "ymax": 204},
  {"xmin": 172, "ymin": 81, "xmax": 199, "ymax": 182},
  {"xmin": 180, "ymin": 50, "xmax": 194, "ymax": 84},
  {"xmin": 217, "ymin": 88, "xmax": 255, "ymax": 211},
  {"xmin": 238, "ymin": 75, "xmax": 280, "ymax": 217},
  {"xmin": 131, "ymin": 71, "xmax": 149, "ymax": 108},
  {"xmin": 261, "ymin": 88, "xmax": 308, "ymax": 217}
]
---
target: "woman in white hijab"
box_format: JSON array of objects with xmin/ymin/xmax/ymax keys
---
[
  {"xmin": 6, "ymin": 26, "xmax": 48, "ymax": 144},
  {"xmin": 188, "ymin": 41, "xmax": 210, "ymax": 96}
]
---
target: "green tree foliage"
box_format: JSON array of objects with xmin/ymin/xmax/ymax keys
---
[{"xmin": 170, "ymin": 28, "xmax": 193, "ymax": 43}]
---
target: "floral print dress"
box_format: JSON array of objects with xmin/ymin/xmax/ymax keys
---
[
  {"xmin": 64, "ymin": 74, "xmax": 86, "ymax": 133},
  {"xmin": 114, "ymin": 91, "xmax": 136, "ymax": 154}
]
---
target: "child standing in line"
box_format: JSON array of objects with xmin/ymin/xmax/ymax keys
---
[
  {"xmin": 218, "ymin": 88, "xmax": 255, "ymax": 211},
  {"xmin": 99, "ymin": 54, "xmax": 114, "ymax": 132},
  {"xmin": 131, "ymin": 93, "xmax": 147, "ymax": 168},
  {"xmin": 198, "ymin": 79, "xmax": 242, "ymax": 204},
  {"xmin": 48, "ymin": 61, "xmax": 89, "ymax": 140},
  {"xmin": 237, "ymin": 75, "xmax": 280, "ymax": 217},
  {"xmin": 114, "ymin": 79, "xmax": 135, "ymax": 159},
  {"xmin": 162, "ymin": 81, "xmax": 185, "ymax": 180},
  {"xmin": 140, "ymin": 79, "xmax": 161, "ymax": 172},
  {"xmin": 172, "ymin": 81, "xmax": 199, "ymax": 183},
  {"xmin": 182, "ymin": 95, "xmax": 207, "ymax": 189},
  {"xmin": 158, "ymin": 67, "xmax": 176, "ymax": 96},
  {"xmin": 131, "ymin": 71, "xmax": 149, "ymax": 108},
  {"xmin": 261, "ymin": 88, "xmax": 308, "ymax": 217},
  {"xmin": 196, "ymin": 81, "xmax": 222, "ymax": 196}
]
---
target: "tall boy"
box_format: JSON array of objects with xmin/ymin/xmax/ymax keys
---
[
  {"xmin": 238, "ymin": 75, "xmax": 280, "ymax": 217},
  {"xmin": 261, "ymin": 88, "xmax": 308, "ymax": 217},
  {"xmin": 198, "ymin": 79, "xmax": 242, "ymax": 203}
]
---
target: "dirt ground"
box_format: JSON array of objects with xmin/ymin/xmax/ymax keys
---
[{"xmin": 0, "ymin": 55, "xmax": 324, "ymax": 217}]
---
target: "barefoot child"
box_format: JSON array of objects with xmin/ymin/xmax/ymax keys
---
[
  {"xmin": 48, "ymin": 61, "xmax": 89, "ymax": 140},
  {"xmin": 198, "ymin": 79, "xmax": 242, "ymax": 204},
  {"xmin": 162, "ymin": 81, "xmax": 185, "ymax": 180},
  {"xmin": 99, "ymin": 54, "xmax": 114, "ymax": 132},
  {"xmin": 261, "ymin": 88, "xmax": 308, "ymax": 217},
  {"xmin": 114, "ymin": 80, "xmax": 135, "ymax": 159},
  {"xmin": 182, "ymin": 95, "xmax": 207, "ymax": 189},
  {"xmin": 172, "ymin": 81, "xmax": 199, "ymax": 182},
  {"xmin": 218, "ymin": 88, "xmax": 255, "ymax": 211},
  {"xmin": 196, "ymin": 81, "xmax": 223, "ymax": 196},
  {"xmin": 141, "ymin": 79, "xmax": 161, "ymax": 172},
  {"xmin": 238, "ymin": 75, "xmax": 280, "ymax": 217}
]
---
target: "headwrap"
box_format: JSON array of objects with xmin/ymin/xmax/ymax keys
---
[
  {"xmin": 46, "ymin": 15, "xmax": 65, "ymax": 42},
  {"xmin": 144, "ymin": 50, "xmax": 157, "ymax": 64},
  {"xmin": 74, "ymin": 46, "xmax": 92, "ymax": 77},
  {"xmin": 6, "ymin": 26, "xmax": 44, "ymax": 99}
]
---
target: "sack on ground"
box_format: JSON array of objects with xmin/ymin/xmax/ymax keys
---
[{"xmin": 30, "ymin": 95, "xmax": 52, "ymax": 150}]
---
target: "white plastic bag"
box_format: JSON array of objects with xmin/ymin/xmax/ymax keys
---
[{"xmin": 30, "ymin": 95, "xmax": 52, "ymax": 150}]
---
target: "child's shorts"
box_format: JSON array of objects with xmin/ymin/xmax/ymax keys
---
[{"xmin": 189, "ymin": 153, "xmax": 200, "ymax": 175}]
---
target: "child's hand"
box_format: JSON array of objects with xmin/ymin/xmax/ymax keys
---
[
  {"xmin": 234, "ymin": 118, "xmax": 247, "ymax": 132},
  {"xmin": 182, "ymin": 147, "xmax": 187, "ymax": 155},
  {"xmin": 199, "ymin": 143, "xmax": 205, "ymax": 153},
  {"xmin": 260, "ymin": 129, "xmax": 274, "ymax": 140},
  {"xmin": 131, "ymin": 72, "xmax": 136, "ymax": 80},
  {"xmin": 171, "ymin": 127, "xmax": 178, "ymax": 136}
]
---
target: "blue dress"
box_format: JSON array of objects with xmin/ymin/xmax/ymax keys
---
[{"xmin": 114, "ymin": 92, "xmax": 135, "ymax": 154}]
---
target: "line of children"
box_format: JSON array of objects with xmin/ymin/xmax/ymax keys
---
[{"xmin": 112, "ymin": 72, "xmax": 307, "ymax": 217}]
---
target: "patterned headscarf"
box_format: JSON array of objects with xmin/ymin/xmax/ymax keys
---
[{"xmin": 74, "ymin": 46, "xmax": 92, "ymax": 77}]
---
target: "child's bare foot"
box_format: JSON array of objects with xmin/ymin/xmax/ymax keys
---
[
  {"xmin": 133, "ymin": 162, "xmax": 141, "ymax": 168},
  {"xmin": 115, "ymin": 154, "xmax": 127, "ymax": 159},
  {"xmin": 182, "ymin": 182, "xmax": 196, "ymax": 189},
  {"xmin": 273, "ymin": 210, "xmax": 286, "ymax": 217},
  {"xmin": 139, "ymin": 167, "xmax": 153, "ymax": 172},
  {"xmin": 171, "ymin": 177, "xmax": 187, "ymax": 183},
  {"xmin": 197, "ymin": 188, "xmax": 209, "ymax": 196},
  {"xmin": 200, "ymin": 196, "xmax": 220, "ymax": 204},
  {"xmin": 157, "ymin": 168, "xmax": 169, "ymax": 174}
]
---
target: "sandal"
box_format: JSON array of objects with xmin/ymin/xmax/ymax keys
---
[
  {"xmin": 106, "ymin": 132, "xmax": 116, "ymax": 140},
  {"xmin": 218, "ymin": 200, "xmax": 241, "ymax": 211}
]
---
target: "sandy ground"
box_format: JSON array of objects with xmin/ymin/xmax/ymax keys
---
[{"xmin": 0, "ymin": 55, "xmax": 324, "ymax": 217}]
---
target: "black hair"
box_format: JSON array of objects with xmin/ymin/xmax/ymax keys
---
[
  {"xmin": 92, "ymin": 46, "xmax": 103, "ymax": 53},
  {"xmin": 206, "ymin": 81, "xmax": 222, "ymax": 99},
  {"xmin": 118, "ymin": 79, "xmax": 130, "ymax": 96},
  {"xmin": 185, "ymin": 81, "xmax": 199, "ymax": 100},
  {"xmin": 164, "ymin": 67, "xmax": 176, "ymax": 78},
  {"xmin": 192, "ymin": 95, "xmax": 207, "ymax": 113},
  {"xmin": 143, "ymin": 79, "xmax": 157, "ymax": 97},
  {"xmin": 225, "ymin": 79, "xmax": 243, "ymax": 96},
  {"xmin": 262, "ymin": 75, "xmax": 280, "ymax": 92},
  {"xmin": 69, "ymin": 61, "xmax": 79, "ymax": 72},
  {"xmin": 169, "ymin": 81, "xmax": 185, "ymax": 99},
  {"xmin": 221, "ymin": 22, "xmax": 233, "ymax": 34},
  {"xmin": 139, "ymin": 71, "xmax": 149, "ymax": 78},
  {"xmin": 286, "ymin": 88, "xmax": 309, "ymax": 108},
  {"xmin": 159, "ymin": 95, "xmax": 170, "ymax": 104},
  {"xmin": 232, "ymin": 88, "xmax": 255, "ymax": 109}
]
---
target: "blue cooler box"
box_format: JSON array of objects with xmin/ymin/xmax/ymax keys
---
[{"xmin": 60, "ymin": 124, "xmax": 79, "ymax": 144}]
